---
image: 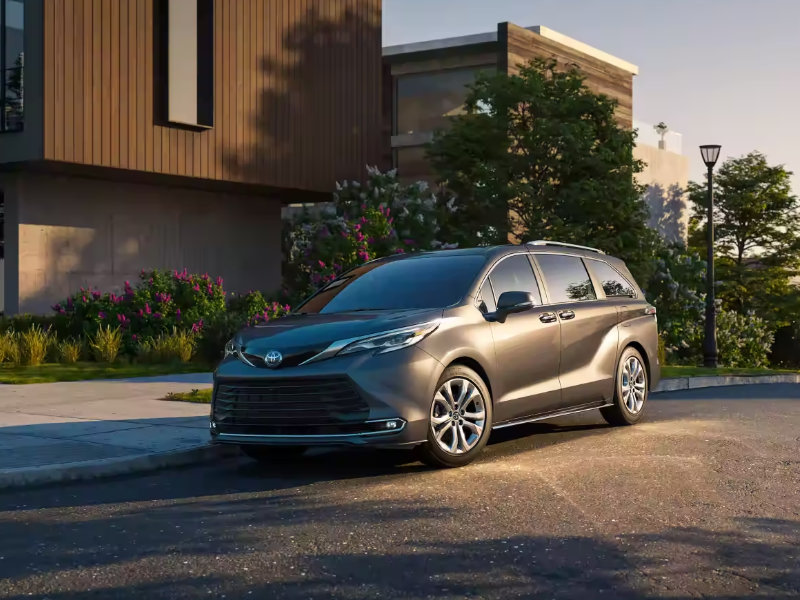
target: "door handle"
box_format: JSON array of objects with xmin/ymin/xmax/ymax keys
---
[
  {"xmin": 559, "ymin": 310, "xmax": 576, "ymax": 320},
  {"xmin": 539, "ymin": 312, "xmax": 557, "ymax": 323}
]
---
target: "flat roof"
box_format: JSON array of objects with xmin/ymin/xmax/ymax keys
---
[{"xmin": 383, "ymin": 25, "xmax": 639, "ymax": 76}]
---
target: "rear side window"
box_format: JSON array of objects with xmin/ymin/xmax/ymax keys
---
[
  {"xmin": 535, "ymin": 254, "xmax": 597, "ymax": 303},
  {"xmin": 588, "ymin": 260, "xmax": 637, "ymax": 298},
  {"xmin": 487, "ymin": 254, "xmax": 542, "ymax": 305}
]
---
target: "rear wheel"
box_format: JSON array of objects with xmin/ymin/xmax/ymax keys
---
[
  {"xmin": 416, "ymin": 365, "xmax": 493, "ymax": 468},
  {"xmin": 240, "ymin": 445, "xmax": 307, "ymax": 463},
  {"xmin": 601, "ymin": 347, "xmax": 648, "ymax": 426}
]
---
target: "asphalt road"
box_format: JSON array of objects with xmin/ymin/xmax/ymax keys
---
[{"xmin": 1, "ymin": 384, "xmax": 798, "ymax": 599}]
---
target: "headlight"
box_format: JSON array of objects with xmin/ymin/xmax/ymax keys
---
[
  {"xmin": 338, "ymin": 321, "xmax": 440, "ymax": 356},
  {"xmin": 224, "ymin": 338, "xmax": 238, "ymax": 358}
]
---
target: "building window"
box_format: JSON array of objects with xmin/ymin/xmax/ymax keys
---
[
  {"xmin": 157, "ymin": 0, "xmax": 214, "ymax": 129},
  {"xmin": 1, "ymin": 0, "xmax": 24, "ymax": 132},
  {"xmin": 395, "ymin": 66, "xmax": 494, "ymax": 136}
]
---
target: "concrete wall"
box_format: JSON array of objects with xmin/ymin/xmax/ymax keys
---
[
  {"xmin": 2, "ymin": 171, "xmax": 281, "ymax": 315},
  {"xmin": 634, "ymin": 143, "xmax": 690, "ymax": 244}
]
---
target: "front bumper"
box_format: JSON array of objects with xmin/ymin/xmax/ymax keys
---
[{"xmin": 211, "ymin": 346, "xmax": 443, "ymax": 448}]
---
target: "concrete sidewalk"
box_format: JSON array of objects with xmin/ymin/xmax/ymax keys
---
[{"xmin": 0, "ymin": 373, "xmax": 233, "ymax": 489}]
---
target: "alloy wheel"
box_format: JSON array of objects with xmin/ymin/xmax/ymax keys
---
[
  {"xmin": 430, "ymin": 377, "xmax": 486, "ymax": 455},
  {"xmin": 621, "ymin": 356, "xmax": 646, "ymax": 414}
]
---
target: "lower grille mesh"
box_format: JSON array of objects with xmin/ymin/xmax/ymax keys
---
[{"xmin": 213, "ymin": 377, "xmax": 369, "ymax": 435}]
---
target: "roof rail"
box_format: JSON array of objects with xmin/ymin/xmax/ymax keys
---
[{"xmin": 526, "ymin": 240, "xmax": 605, "ymax": 254}]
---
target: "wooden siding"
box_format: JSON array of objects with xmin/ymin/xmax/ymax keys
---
[
  {"xmin": 499, "ymin": 23, "xmax": 633, "ymax": 128},
  {"xmin": 42, "ymin": 0, "xmax": 383, "ymax": 193}
]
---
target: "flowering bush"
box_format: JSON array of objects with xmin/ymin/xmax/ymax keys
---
[
  {"xmin": 282, "ymin": 166, "xmax": 456, "ymax": 302},
  {"xmin": 50, "ymin": 271, "xmax": 290, "ymax": 361},
  {"xmin": 672, "ymin": 309, "xmax": 774, "ymax": 368}
]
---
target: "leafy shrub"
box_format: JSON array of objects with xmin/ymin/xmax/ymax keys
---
[
  {"xmin": 57, "ymin": 339, "xmax": 83, "ymax": 364},
  {"xmin": 0, "ymin": 331, "xmax": 20, "ymax": 364},
  {"xmin": 18, "ymin": 325, "xmax": 51, "ymax": 366},
  {"xmin": 674, "ymin": 309, "xmax": 774, "ymax": 368},
  {"xmin": 137, "ymin": 328, "xmax": 197, "ymax": 363},
  {"xmin": 770, "ymin": 323, "xmax": 800, "ymax": 368},
  {"xmin": 89, "ymin": 326, "xmax": 123, "ymax": 363},
  {"xmin": 282, "ymin": 167, "xmax": 454, "ymax": 302}
]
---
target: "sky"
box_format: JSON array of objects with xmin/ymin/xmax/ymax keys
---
[{"xmin": 383, "ymin": 0, "xmax": 800, "ymax": 190}]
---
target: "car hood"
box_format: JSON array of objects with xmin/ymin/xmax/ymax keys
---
[{"xmin": 234, "ymin": 308, "xmax": 443, "ymax": 367}]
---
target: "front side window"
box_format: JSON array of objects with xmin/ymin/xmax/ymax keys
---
[
  {"xmin": 535, "ymin": 254, "xmax": 597, "ymax": 303},
  {"xmin": 297, "ymin": 254, "xmax": 487, "ymax": 314},
  {"xmin": 588, "ymin": 260, "xmax": 636, "ymax": 298},
  {"xmin": 487, "ymin": 254, "xmax": 542, "ymax": 305},
  {"xmin": 1, "ymin": 0, "xmax": 24, "ymax": 132}
]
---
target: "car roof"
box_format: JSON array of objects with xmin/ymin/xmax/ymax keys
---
[{"xmin": 379, "ymin": 243, "xmax": 619, "ymax": 263}]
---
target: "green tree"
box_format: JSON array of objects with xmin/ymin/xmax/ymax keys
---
[
  {"xmin": 428, "ymin": 58, "xmax": 657, "ymax": 282},
  {"xmin": 687, "ymin": 151, "xmax": 800, "ymax": 324}
]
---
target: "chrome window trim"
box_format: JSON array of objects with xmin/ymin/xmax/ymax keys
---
[
  {"xmin": 583, "ymin": 256, "xmax": 639, "ymax": 300},
  {"xmin": 475, "ymin": 251, "xmax": 544, "ymax": 307}
]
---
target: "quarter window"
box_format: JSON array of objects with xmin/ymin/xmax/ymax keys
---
[
  {"xmin": 589, "ymin": 260, "xmax": 636, "ymax": 298},
  {"xmin": 1, "ymin": 0, "xmax": 24, "ymax": 132},
  {"xmin": 487, "ymin": 254, "xmax": 542, "ymax": 305},
  {"xmin": 535, "ymin": 254, "xmax": 597, "ymax": 303}
]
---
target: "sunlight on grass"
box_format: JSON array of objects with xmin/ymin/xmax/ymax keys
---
[
  {"xmin": 662, "ymin": 365, "xmax": 799, "ymax": 378},
  {"xmin": 163, "ymin": 388, "xmax": 213, "ymax": 404},
  {"xmin": 0, "ymin": 362, "xmax": 211, "ymax": 384}
]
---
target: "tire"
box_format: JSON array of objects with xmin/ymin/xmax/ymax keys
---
[
  {"xmin": 240, "ymin": 445, "xmax": 308, "ymax": 463},
  {"xmin": 416, "ymin": 365, "xmax": 493, "ymax": 468},
  {"xmin": 601, "ymin": 346, "xmax": 649, "ymax": 426}
]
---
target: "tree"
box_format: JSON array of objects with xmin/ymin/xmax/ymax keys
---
[
  {"xmin": 687, "ymin": 151, "xmax": 800, "ymax": 324},
  {"xmin": 427, "ymin": 58, "xmax": 657, "ymax": 282}
]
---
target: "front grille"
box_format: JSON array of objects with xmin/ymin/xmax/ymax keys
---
[
  {"xmin": 213, "ymin": 377, "xmax": 369, "ymax": 435},
  {"xmin": 240, "ymin": 350, "xmax": 319, "ymax": 369}
]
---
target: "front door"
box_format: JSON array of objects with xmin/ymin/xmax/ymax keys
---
[
  {"xmin": 481, "ymin": 253, "xmax": 562, "ymax": 423},
  {"xmin": 533, "ymin": 253, "xmax": 619, "ymax": 408}
]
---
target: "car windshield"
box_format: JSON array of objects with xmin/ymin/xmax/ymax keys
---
[{"xmin": 296, "ymin": 254, "xmax": 486, "ymax": 314}]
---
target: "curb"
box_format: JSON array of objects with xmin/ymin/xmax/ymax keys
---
[
  {"xmin": 653, "ymin": 374, "xmax": 800, "ymax": 393},
  {"xmin": 0, "ymin": 443, "xmax": 240, "ymax": 491}
]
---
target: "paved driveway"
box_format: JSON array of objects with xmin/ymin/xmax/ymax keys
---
[{"xmin": 0, "ymin": 384, "xmax": 798, "ymax": 599}]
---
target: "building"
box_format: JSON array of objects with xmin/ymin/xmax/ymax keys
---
[
  {"xmin": 0, "ymin": 0, "xmax": 383, "ymax": 315},
  {"xmin": 383, "ymin": 22, "xmax": 689, "ymax": 242}
]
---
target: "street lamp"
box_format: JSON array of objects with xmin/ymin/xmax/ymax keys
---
[{"xmin": 700, "ymin": 144, "xmax": 722, "ymax": 368}]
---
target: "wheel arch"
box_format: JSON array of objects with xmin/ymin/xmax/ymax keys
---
[
  {"xmin": 621, "ymin": 341, "xmax": 651, "ymax": 389},
  {"xmin": 445, "ymin": 357, "xmax": 493, "ymax": 403}
]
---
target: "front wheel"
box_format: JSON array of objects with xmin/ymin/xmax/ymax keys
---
[
  {"xmin": 601, "ymin": 347, "xmax": 649, "ymax": 426},
  {"xmin": 416, "ymin": 365, "xmax": 493, "ymax": 468}
]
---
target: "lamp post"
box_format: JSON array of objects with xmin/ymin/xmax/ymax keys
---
[{"xmin": 699, "ymin": 144, "xmax": 722, "ymax": 368}]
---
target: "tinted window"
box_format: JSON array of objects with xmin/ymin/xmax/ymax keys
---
[
  {"xmin": 297, "ymin": 255, "xmax": 486, "ymax": 314},
  {"xmin": 536, "ymin": 254, "xmax": 597, "ymax": 303},
  {"xmin": 589, "ymin": 260, "xmax": 636, "ymax": 298},
  {"xmin": 488, "ymin": 254, "xmax": 542, "ymax": 305}
]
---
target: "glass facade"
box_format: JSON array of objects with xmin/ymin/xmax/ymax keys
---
[
  {"xmin": 1, "ymin": 0, "xmax": 24, "ymax": 132},
  {"xmin": 395, "ymin": 66, "xmax": 494, "ymax": 136}
]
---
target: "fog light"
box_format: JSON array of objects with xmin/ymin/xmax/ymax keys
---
[
  {"xmin": 386, "ymin": 420, "xmax": 399, "ymax": 429},
  {"xmin": 210, "ymin": 420, "xmax": 218, "ymax": 433}
]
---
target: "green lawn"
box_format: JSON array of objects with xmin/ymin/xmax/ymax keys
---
[
  {"xmin": 661, "ymin": 365, "xmax": 799, "ymax": 379},
  {"xmin": 0, "ymin": 362, "xmax": 211, "ymax": 385},
  {"xmin": 163, "ymin": 388, "xmax": 213, "ymax": 404}
]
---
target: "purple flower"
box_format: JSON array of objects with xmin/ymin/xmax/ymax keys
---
[
  {"xmin": 145, "ymin": 303, "xmax": 152, "ymax": 315},
  {"xmin": 216, "ymin": 276, "xmax": 223, "ymax": 287},
  {"xmin": 154, "ymin": 312, "xmax": 162, "ymax": 320},
  {"xmin": 202, "ymin": 273, "xmax": 210, "ymax": 281},
  {"xmin": 52, "ymin": 303, "xmax": 62, "ymax": 312},
  {"xmin": 355, "ymin": 232, "xmax": 365, "ymax": 242},
  {"xmin": 318, "ymin": 260, "xmax": 326, "ymax": 268},
  {"xmin": 92, "ymin": 290, "xmax": 101, "ymax": 299},
  {"xmin": 67, "ymin": 297, "xmax": 73, "ymax": 309},
  {"xmin": 176, "ymin": 308, "xmax": 182, "ymax": 321},
  {"xmin": 340, "ymin": 231, "xmax": 348, "ymax": 238},
  {"xmin": 132, "ymin": 334, "xmax": 138, "ymax": 341},
  {"xmin": 395, "ymin": 248, "xmax": 405, "ymax": 254},
  {"xmin": 82, "ymin": 296, "xmax": 88, "ymax": 303},
  {"xmin": 98, "ymin": 311, "xmax": 106, "ymax": 319}
]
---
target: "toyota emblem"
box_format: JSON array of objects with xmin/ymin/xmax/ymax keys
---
[{"xmin": 264, "ymin": 350, "xmax": 283, "ymax": 368}]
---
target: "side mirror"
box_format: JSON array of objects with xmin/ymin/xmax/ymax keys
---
[{"xmin": 485, "ymin": 291, "xmax": 535, "ymax": 322}]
